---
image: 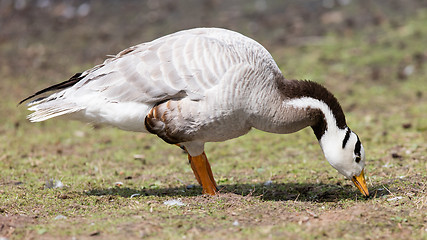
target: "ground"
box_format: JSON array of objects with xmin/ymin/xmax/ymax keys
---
[{"xmin": 0, "ymin": 1, "xmax": 426, "ymax": 239}]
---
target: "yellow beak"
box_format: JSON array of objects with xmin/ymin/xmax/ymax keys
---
[{"xmin": 351, "ymin": 169, "xmax": 369, "ymax": 197}]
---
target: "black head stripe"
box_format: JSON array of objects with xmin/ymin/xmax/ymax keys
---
[
  {"xmin": 354, "ymin": 135, "xmax": 361, "ymax": 156},
  {"xmin": 342, "ymin": 127, "xmax": 351, "ymax": 148}
]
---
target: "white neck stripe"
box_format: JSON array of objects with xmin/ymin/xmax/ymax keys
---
[{"xmin": 286, "ymin": 97, "xmax": 338, "ymax": 133}]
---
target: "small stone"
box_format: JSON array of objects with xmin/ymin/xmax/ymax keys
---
[
  {"xmin": 403, "ymin": 65, "xmax": 414, "ymax": 76},
  {"xmin": 133, "ymin": 154, "xmax": 145, "ymax": 160},
  {"xmin": 382, "ymin": 163, "xmax": 392, "ymax": 168},
  {"xmin": 387, "ymin": 196, "xmax": 403, "ymax": 202},
  {"xmin": 163, "ymin": 199, "xmax": 185, "ymax": 206},
  {"xmin": 74, "ymin": 130, "xmax": 85, "ymax": 137},
  {"xmin": 54, "ymin": 214, "xmax": 67, "ymax": 220},
  {"xmin": 45, "ymin": 179, "xmax": 64, "ymax": 189},
  {"xmin": 264, "ymin": 180, "xmax": 273, "ymax": 186}
]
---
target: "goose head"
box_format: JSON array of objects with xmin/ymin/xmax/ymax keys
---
[
  {"xmin": 281, "ymin": 80, "xmax": 370, "ymax": 197},
  {"xmin": 319, "ymin": 127, "xmax": 369, "ymax": 197}
]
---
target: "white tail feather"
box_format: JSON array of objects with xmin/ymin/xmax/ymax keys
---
[{"xmin": 27, "ymin": 101, "xmax": 83, "ymax": 122}]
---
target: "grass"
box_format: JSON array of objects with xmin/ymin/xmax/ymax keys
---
[{"xmin": 1, "ymin": 9, "xmax": 427, "ymax": 240}]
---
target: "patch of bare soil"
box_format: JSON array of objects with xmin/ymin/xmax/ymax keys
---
[
  {"xmin": 0, "ymin": 215, "xmax": 37, "ymax": 239},
  {"xmin": 133, "ymin": 192, "xmax": 423, "ymax": 239}
]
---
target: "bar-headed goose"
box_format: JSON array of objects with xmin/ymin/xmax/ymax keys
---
[{"xmin": 20, "ymin": 28, "xmax": 369, "ymax": 197}]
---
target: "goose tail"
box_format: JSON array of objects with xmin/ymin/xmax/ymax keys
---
[{"xmin": 20, "ymin": 72, "xmax": 85, "ymax": 122}]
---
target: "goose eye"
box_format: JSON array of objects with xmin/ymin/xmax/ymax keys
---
[{"xmin": 355, "ymin": 156, "xmax": 361, "ymax": 163}]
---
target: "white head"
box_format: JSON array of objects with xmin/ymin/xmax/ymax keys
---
[{"xmin": 319, "ymin": 127, "xmax": 369, "ymax": 197}]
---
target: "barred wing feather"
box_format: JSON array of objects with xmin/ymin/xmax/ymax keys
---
[{"xmin": 25, "ymin": 28, "xmax": 251, "ymax": 127}]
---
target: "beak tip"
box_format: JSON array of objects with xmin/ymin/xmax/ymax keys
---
[
  {"xmin": 363, "ymin": 191, "xmax": 370, "ymax": 198},
  {"xmin": 352, "ymin": 170, "xmax": 369, "ymax": 198}
]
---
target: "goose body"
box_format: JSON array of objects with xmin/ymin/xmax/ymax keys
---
[{"xmin": 21, "ymin": 28, "xmax": 369, "ymax": 197}]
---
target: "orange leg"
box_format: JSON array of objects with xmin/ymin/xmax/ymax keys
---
[{"xmin": 188, "ymin": 152, "xmax": 218, "ymax": 195}]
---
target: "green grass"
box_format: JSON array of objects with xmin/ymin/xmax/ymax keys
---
[{"xmin": 1, "ymin": 9, "xmax": 427, "ymax": 240}]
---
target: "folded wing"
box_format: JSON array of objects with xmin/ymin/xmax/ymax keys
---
[{"xmin": 24, "ymin": 28, "xmax": 244, "ymax": 123}]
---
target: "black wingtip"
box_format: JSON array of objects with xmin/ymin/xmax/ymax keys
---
[
  {"xmin": 18, "ymin": 95, "xmax": 38, "ymax": 106},
  {"xmin": 18, "ymin": 72, "xmax": 83, "ymax": 106}
]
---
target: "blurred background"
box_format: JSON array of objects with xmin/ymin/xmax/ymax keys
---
[{"xmin": 1, "ymin": 0, "xmax": 427, "ymax": 82}]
